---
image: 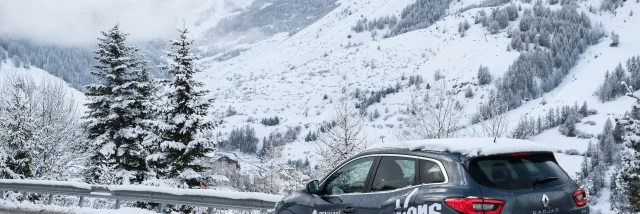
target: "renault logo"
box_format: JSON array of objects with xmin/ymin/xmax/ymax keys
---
[{"xmin": 542, "ymin": 194, "xmax": 550, "ymax": 207}]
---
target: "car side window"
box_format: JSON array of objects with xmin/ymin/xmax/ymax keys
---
[
  {"xmin": 420, "ymin": 159, "xmax": 446, "ymax": 184},
  {"xmin": 371, "ymin": 156, "xmax": 417, "ymax": 192},
  {"xmin": 323, "ymin": 157, "xmax": 375, "ymax": 195}
]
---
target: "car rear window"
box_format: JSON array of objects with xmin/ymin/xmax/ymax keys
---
[{"xmin": 465, "ymin": 153, "xmax": 570, "ymax": 190}]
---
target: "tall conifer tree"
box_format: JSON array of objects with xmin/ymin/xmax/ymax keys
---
[
  {"xmin": 83, "ymin": 24, "xmax": 154, "ymax": 185},
  {"xmin": 152, "ymin": 28, "xmax": 219, "ymax": 188}
]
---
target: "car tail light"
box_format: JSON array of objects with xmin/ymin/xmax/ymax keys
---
[
  {"xmin": 510, "ymin": 152, "xmax": 530, "ymax": 157},
  {"xmin": 573, "ymin": 188, "xmax": 587, "ymax": 207},
  {"xmin": 444, "ymin": 197, "xmax": 504, "ymax": 214}
]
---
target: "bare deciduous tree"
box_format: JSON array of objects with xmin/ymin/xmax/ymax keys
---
[
  {"xmin": 314, "ymin": 92, "xmax": 369, "ymax": 176},
  {"xmin": 394, "ymin": 79, "xmax": 463, "ymax": 141},
  {"xmin": 478, "ymin": 89, "xmax": 510, "ymax": 141},
  {"xmin": 0, "ymin": 71, "xmax": 85, "ymax": 180}
]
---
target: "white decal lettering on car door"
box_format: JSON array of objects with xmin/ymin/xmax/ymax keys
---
[{"xmin": 394, "ymin": 188, "xmax": 442, "ymax": 214}]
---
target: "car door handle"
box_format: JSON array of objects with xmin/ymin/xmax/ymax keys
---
[
  {"xmin": 394, "ymin": 207, "xmax": 408, "ymax": 212},
  {"xmin": 342, "ymin": 207, "xmax": 356, "ymax": 213}
]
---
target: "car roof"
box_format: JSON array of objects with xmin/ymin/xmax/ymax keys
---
[{"xmin": 361, "ymin": 137, "xmax": 555, "ymax": 158}]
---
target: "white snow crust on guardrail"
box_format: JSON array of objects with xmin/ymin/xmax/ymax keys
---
[
  {"xmin": 0, "ymin": 179, "xmax": 284, "ymax": 203},
  {"xmin": 0, "ymin": 179, "xmax": 92, "ymax": 190},
  {"xmin": 108, "ymin": 185, "xmax": 284, "ymax": 202}
]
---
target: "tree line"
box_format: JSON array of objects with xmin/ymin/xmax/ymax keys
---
[
  {"xmin": 476, "ymin": 2, "xmax": 605, "ymax": 116},
  {"xmin": 596, "ymin": 56, "xmax": 640, "ymax": 102},
  {"xmin": 0, "ymin": 24, "xmax": 220, "ymax": 213},
  {"xmin": 0, "ymin": 37, "xmax": 168, "ymax": 91},
  {"xmin": 577, "ymin": 82, "xmax": 640, "ymax": 213},
  {"xmin": 510, "ymin": 101, "xmax": 595, "ymax": 139}
]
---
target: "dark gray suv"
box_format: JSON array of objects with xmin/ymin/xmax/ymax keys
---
[{"xmin": 272, "ymin": 138, "xmax": 589, "ymax": 214}]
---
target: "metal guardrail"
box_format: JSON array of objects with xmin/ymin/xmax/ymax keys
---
[{"xmin": 0, "ymin": 179, "xmax": 281, "ymax": 213}]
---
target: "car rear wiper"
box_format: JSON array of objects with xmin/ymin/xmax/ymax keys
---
[{"xmin": 533, "ymin": 177, "xmax": 558, "ymax": 187}]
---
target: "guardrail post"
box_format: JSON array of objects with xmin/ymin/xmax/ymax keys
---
[
  {"xmin": 46, "ymin": 194, "xmax": 53, "ymax": 205},
  {"xmin": 78, "ymin": 196, "xmax": 84, "ymax": 207},
  {"xmin": 207, "ymin": 207, "xmax": 213, "ymax": 214},
  {"xmin": 0, "ymin": 190, "xmax": 4, "ymax": 199},
  {"xmin": 115, "ymin": 199, "xmax": 121, "ymax": 209},
  {"xmin": 157, "ymin": 203, "xmax": 163, "ymax": 213},
  {"xmin": 21, "ymin": 192, "xmax": 27, "ymax": 201}
]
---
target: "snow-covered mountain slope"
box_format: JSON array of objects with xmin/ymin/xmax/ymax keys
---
[
  {"xmin": 189, "ymin": 1, "xmax": 639, "ymax": 207},
  {"xmin": 187, "ymin": 0, "xmax": 255, "ymax": 38},
  {"xmin": 0, "ymin": 62, "xmax": 87, "ymax": 112}
]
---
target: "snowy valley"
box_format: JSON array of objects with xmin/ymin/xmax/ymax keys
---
[{"xmin": 1, "ymin": 0, "xmax": 640, "ymax": 213}]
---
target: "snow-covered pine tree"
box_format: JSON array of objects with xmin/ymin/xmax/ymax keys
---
[
  {"xmin": 599, "ymin": 118, "xmax": 615, "ymax": 164},
  {"xmin": 258, "ymin": 133, "xmax": 282, "ymax": 194},
  {"xmin": 580, "ymin": 101, "xmax": 589, "ymax": 117},
  {"xmin": 588, "ymin": 162, "xmax": 606, "ymax": 195},
  {"xmin": 152, "ymin": 28, "xmax": 220, "ymax": 188},
  {"xmin": 610, "ymin": 167, "xmax": 627, "ymax": 213},
  {"xmin": 614, "ymin": 121, "xmax": 625, "ymax": 144},
  {"xmin": 82, "ymin": 24, "xmax": 153, "ymax": 185},
  {"xmin": 580, "ymin": 150, "xmax": 590, "ymax": 178},
  {"xmin": 546, "ymin": 108, "xmax": 556, "ymax": 128},
  {"xmin": 559, "ymin": 110, "xmax": 580, "ymax": 137},
  {"xmin": 0, "ymin": 74, "xmax": 37, "ymax": 179},
  {"xmin": 586, "ymin": 140, "xmax": 596, "ymax": 157},
  {"xmin": 124, "ymin": 55, "xmax": 162, "ymax": 184},
  {"xmin": 477, "ymin": 65, "xmax": 492, "ymax": 85},
  {"xmin": 591, "ymin": 143, "xmax": 600, "ymax": 171},
  {"xmin": 611, "ymin": 31, "xmax": 620, "ymax": 47},
  {"xmin": 613, "ymin": 81, "xmax": 640, "ymax": 212}
]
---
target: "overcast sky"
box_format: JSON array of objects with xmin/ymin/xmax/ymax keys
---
[{"xmin": 0, "ymin": 0, "xmax": 210, "ymax": 46}]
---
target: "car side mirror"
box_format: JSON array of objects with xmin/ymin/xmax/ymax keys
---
[{"xmin": 306, "ymin": 180, "xmax": 320, "ymax": 194}]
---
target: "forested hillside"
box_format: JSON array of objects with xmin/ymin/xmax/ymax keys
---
[{"xmin": 0, "ymin": 38, "xmax": 169, "ymax": 90}]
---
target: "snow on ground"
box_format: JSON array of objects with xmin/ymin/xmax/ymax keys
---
[
  {"xmin": 198, "ymin": 0, "xmax": 523, "ymax": 154},
  {"xmin": 530, "ymin": 128, "xmax": 594, "ymax": 153},
  {"xmin": 0, "ymin": 200, "xmax": 156, "ymax": 214},
  {"xmin": 553, "ymin": 153, "xmax": 584, "ymax": 178},
  {"xmin": 587, "ymin": 167, "xmax": 616, "ymax": 213}
]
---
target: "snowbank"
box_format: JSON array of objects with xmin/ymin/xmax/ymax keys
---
[
  {"xmin": 0, "ymin": 179, "xmax": 92, "ymax": 190},
  {"xmin": 366, "ymin": 138, "xmax": 555, "ymax": 157},
  {"xmin": 0, "ymin": 200, "xmax": 156, "ymax": 214},
  {"xmin": 107, "ymin": 185, "xmax": 284, "ymax": 202}
]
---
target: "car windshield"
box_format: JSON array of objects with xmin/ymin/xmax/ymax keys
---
[{"xmin": 465, "ymin": 153, "xmax": 570, "ymax": 190}]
